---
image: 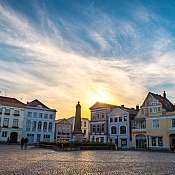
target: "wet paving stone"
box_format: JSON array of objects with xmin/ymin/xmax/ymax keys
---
[{"xmin": 0, "ymin": 145, "xmax": 175, "ymax": 175}]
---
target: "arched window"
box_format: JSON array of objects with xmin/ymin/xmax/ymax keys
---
[
  {"xmin": 111, "ymin": 126, "xmax": 117, "ymax": 134},
  {"xmin": 38, "ymin": 121, "xmax": 42, "ymax": 130},
  {"xmin": 120, "ymin": 126, "xmax": 126, "ymax": 134}
]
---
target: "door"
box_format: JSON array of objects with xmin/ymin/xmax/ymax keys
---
[
  {"xmin": 10, "ymin": 132, "xmax": 18, "ymax": 143},
  {"xmin": 136, "ymin": 135, "xmax": 147, "ymax": 149}
]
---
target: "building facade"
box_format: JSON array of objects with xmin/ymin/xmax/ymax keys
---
[
  {"xmin": 108, "ymin": 108, "xmax": 130, "ymax": 148},
  {"xmin": 89, "ymin": 102, "xmax": 117, "ymax": 143},
  {"xmin": 0, "ymin": 96, "xmax": 25, "ymax": 143},
  {"xmin": 68, "ymin": 116, "xmax": 90, "ymax": 141},
  {"xmin": 132, "ymin": 91, "xmax": 175, "ymax": 150},
  {"xmin": 23, "ymin": 99, "xmax": 56, "ymax": 144},
  {"xmin": 55, "ymin": 119, "xmax": 72, "ymax": 142}
]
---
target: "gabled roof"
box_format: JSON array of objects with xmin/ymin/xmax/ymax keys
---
[
  {"xmin": 56, "ymin": 119, "xmax": 71, "ymax": 125},
  {"xmin": 26, "ymin": 99, "xmax": 50, "ymax": 109},
  {"xmin": 0, "ymin": 96, "xmax": 25, "ymax": 108},
  {"xmin": 143, "ymin": 92, "xmax": 174, "ymax": 112},
  {"xmin": 89, "ymin": 102, "xmax": 118, "ymax": 110}
]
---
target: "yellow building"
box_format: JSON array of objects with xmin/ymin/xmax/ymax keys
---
[{"xmin": 132, "ymin": 91, "xmax": 175, "ymax": 151}]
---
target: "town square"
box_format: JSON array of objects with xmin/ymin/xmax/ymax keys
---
[
  {"xmin": 0, "ymin": 145, "xmax": 175, "ymax": 175},
  {"xmin": 1, "ymin": 0, "xmax": 175, "ymax": 174}
]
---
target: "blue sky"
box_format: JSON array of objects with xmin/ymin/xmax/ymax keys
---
[{"xmin": 0, "ymin": 0, "xmax": 175, "ymax": 117}]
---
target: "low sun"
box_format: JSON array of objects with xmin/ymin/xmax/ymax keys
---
[{"xmin": 86, "ymin": 85, "xmax": 114, "ymax": 106}]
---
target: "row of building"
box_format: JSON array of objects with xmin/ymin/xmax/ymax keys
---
[
  {"xmin": 0, "ymin": 96, "xmax": 56, "ymax": 144},
  {"xmin": 0, "ymin": 91, "xmax": 175, "ymax": 151},
  {"xmin": 89, "ymin": 91, "xmax": 175, "ymax": 151}
]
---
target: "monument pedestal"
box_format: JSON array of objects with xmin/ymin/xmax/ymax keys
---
[{"xmin": 73, "ymin": 133, "xmax": 83, "ymax": 143}]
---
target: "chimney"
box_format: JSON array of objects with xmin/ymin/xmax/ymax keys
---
[
  {"xmin": 136, "ymin": 105, "xmax": 139, "ymax": 111},
  {"xmin": 121, "ymin": 105, "xmax": 124, "ymax": 108},
  {"xmin": 163, "ymin": 91, "xmax": 166, "ymax": 98}
]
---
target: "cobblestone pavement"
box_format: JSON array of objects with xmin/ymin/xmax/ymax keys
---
[{"xmin": 0, "ymin": 145, "xmax": 175, "ymax": 175}]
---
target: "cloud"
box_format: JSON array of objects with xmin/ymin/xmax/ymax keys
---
[{"xmin": 0, "ymin": 2, "xmax": 175, "ymax": 118}]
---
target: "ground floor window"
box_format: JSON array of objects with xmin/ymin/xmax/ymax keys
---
[
  {"xmin": 2, "ymin": 131, "xmax": 7, "ymax": 137},
  {"xmin": 151, "ymin": 137, "xmax": 156, "ymax": 146},
  {"xmin": 158, "ymin": 137, "xmax": 163, "ymax": 146},
  {"xmin": 27, "ymin": 133, "xmax": 34, "ymax": 143},
  {"xmin": 100, "ymin": 137, "xmax": 104, "ymax": 143},
  {"xmin": 37, "ymin": 134, "xmax": 41, "ymax": 142},
  {"xmin": 43, "ymin": 134, "xmax": 50, "ymax": 142},
  {"xmin": 121, "ymin": 138, "xmax": 127, "ymax": 147},
  {"xmin": 150, "ymin": 136, "xmax": 163, "ymax": 147}
]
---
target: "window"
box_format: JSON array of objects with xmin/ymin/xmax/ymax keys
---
[
  {"xmin": 38, "ymin": 121, "xmax": 42, "ymax": 131},
  {"xmin": 101, "ymin": 124, "xmax": 105, "ymax": 133},
  {"xmin": 37, "ymin": 134, "xmax": 41, "ymax": 142},
  {"xmin": 43, "ymin": 122, "xmax": 47, "ymax": 131},
  {"xmin": 2, "ymin": 131, "xmax": 7, "ymax": 137},
  {"xmin": 39, "ymin": 113, "xmax": 43, "ymax": 118},
  {"xmin": 12, "ymin": 119, "xmax": 19, "ymax": 128},
  {"xmin": 101, "ymin": 113, "xmax": 105, "ymax": 119},
  {"xmin": 84, "ymin": 121, "xmax": 86, "ymax": 127},
  {"xmin": 33, "ymin": 112, "xmax": 37, "ymax": 118},
  {"xmin": 110, "ymin": 118, "xmax": 113, "ymax": 123},
  {"xmin": 0, "ymin": 117, "xmax": 1, "ymax": 126},
  {"xmin": 32, "ymin": 121, "xmax": 37, "ymax": 131},
  {"xmin": 100, "ymin": 137, "xmax": 104, "ymax": 143},
  {"xmin": 92, "ymin": 136, "xmax": 95, "ymax": 142},
  {"xmin": 49, "ymin": 114, "xmax": 54, "ymax": 119},
  {"xmin": 92, "ymin": 125, "xmax": 96, "ymax": 133},
  {"xmin": 158, "ymin": 137, "xmax": 163, "ymax": 146},
  {"xmin": 26, "ymin": 120, "xmax": 31, "ymax": 131},
  {"xmin": 44, "ymin": 114, "xmax": 48, "ymax": 119},
  {"xmin": 152, "ymin": 137, "xmax": 156, "ymax": 146},
  {"xmin": 152, "ymin": 119, "xmax": 159, "ymax": 128},
  {"xmin": 48, "ymin": 122, "xmax": 52, "ymax": 131},
  {"xmin": 97, "ymin": 125, "xmax": 100, "ymax": 132},
  {"xmin": 14, "ymin": 110, "xmax": 20, "ymax": 116},
  {"xmin": 115, "ymin": 117, "xmax": 118, "ymax": 122},
  {"xmin": 124, "ymin": 116, "xmax": 127, "ymax": 121},
  {"xmin": 158, "ymin": 107, "xmax": 161, "ymax": 112},
  {"xmin": 172, "ymin": 119, "xmax": 175, "ymax": 128},
  {"xmin": 121, "ymin": 138, "xmax": 127, "ymax": 147},
  {"xmin": 150, "ymin": 108, "xmax": 152, "ymax": 113},
  {"xmin": 27, "ymin": 112, "xmax": 32, "ymax": 117},
  {"xmin": 119, "ymin": 117, "xmax": 122, "ymax": 122},
  {"xmin": 84, "ymin": 129, "xmax": 86, "ymax": 135},
  {"xmin": 4, "ymin": 108, "xmax": 10, "ymax": 115},
  {"xmin": 111, "ymin": 126, "xmax": 117, "ymax": 134},
  {"xmin": 43, "ymin": 134, "xmax": 50, "ymax": 142},
  {"xmin": 3, "ymin": 118, "xmax": 9, "ymax": 127},
  {"xmin": 0, "ymin": 108, "xmax": 3, "ymax": 115},
  {"xmin": 120, "ymin": 126, "xmax": 126, "ymax": 134}
]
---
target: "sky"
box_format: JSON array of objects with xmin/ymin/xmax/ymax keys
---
[{"xmin": 0, "ymin": 0, "xmax": 175, "ymax": 119}]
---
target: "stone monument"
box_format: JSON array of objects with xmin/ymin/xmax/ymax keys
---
[{"xmin": 73, "ymin": 101, "xmax": 83, "ymax": 142}]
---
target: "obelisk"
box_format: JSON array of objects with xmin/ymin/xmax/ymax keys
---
[{"xmin": 73, "ymin": 101, "xmax": 83, "ymax": 142}]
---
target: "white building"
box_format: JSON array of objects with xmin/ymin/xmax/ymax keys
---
[
  {"xmin": 0, "ymin": 96, "xmax": 25, "ymax": 143},
  {"xmin": 55, "ymin": 119, "xmax": 72, "ymax": 142},
  {"xmin": 108, "ymin": 108, "xmax": 130, "ymax": 149},
  {"xmin": 23, "ymin": 99, "xmax": 56, "ymax": 144},
  {"xmin": 68, "ymin": 117, "xmax": 90, "ymax": 141}
]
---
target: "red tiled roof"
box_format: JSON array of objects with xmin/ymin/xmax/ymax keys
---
[
  {"xmin": 143, "ymin": 92, "xmax": 174, "ymax": 112},
  {"xmin": 0, "ymin": 96, "xmax": 25, "ymax": 108}
]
